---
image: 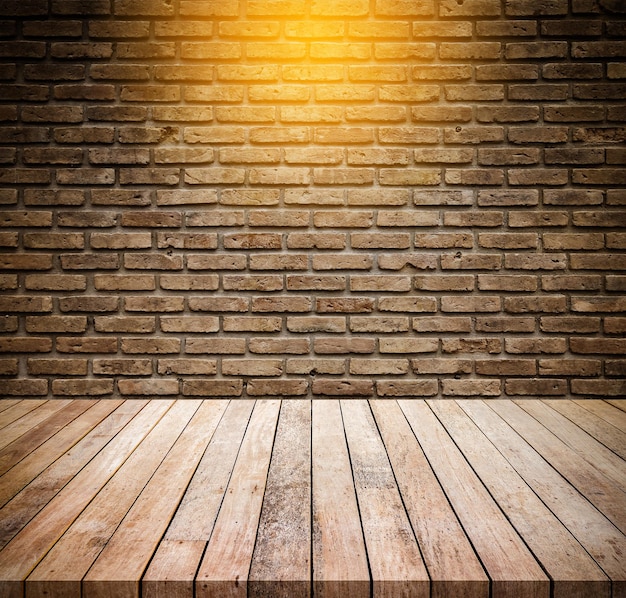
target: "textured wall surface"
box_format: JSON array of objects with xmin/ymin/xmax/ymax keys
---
[{"xmin": 0, "ymin": 0, "xmax": 625, "ymax": 399}]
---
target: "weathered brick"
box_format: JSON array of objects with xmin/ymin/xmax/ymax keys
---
[
  {"xmin": 247, "ymin": 379, "xmax": 309, "ymax": 396},
  {"xmin": 413, "ymin": 317, "xmax": 471, "ymax": 333},
  {"xmin": 442, "ymin": 338, "xmax": 502, "ymax": 354},
  {"xmin": 506, "ymin": 378, "xmax": 567, "ymax": 396},
  {"xmin": 118, "ymin": 379, "xmax": 179, "ymax": 396},
  {"xmin": 182, "ymin": 379, "xmax": 243, "ymax": 397},
  {"xmin": 442, "ymin": 379, "xmax": 501, "ymax": 397},
  {"xmin": 377, "ymin": 379, "xmax": 438, "ymax": 397},
  {"xmin": 312, "ymin": 378, "xmax": 374, "ymax": 396}
]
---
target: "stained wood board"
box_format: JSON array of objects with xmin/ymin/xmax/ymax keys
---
[
  {"xmin": 0, "ymin": 400, "xmax": 142, "ymax": 550},
  {"xmin": 371, "ymin": 399, "xmax": 489, "ymax": 598},
  {"xmin": 489, "ymin": 399, "xmax": 626, "ymax": 533},
  {"xmin": 574, "ymin": 399, "xmax": 626, "ymax": 432},
  {"xmin": 0, "ymin": 400, "xmax": 47, "ymax": 431},
  {"xmin": 143, "ymin": 400, "xmax": 252, "ymax": 598},
  {"xmin": 248, "ymin": 400, "xmax": 311, "ymax": 598},
  {"xmin": 195, "ymin": 400, "xmax": 281, "ymax": 598},
  {"xmin": 0, "ymin": 400, "xmax": 70, "ymax": 451},
  {"xmin": 545, "ymin": 399, "xmax": 626, "ymax": 459},
  {"xmin": 312, "ymin": 400, "xmax": 369, "ymax": 598},
  {"xmin": 83, "ymin": 400, "xmax": 227, "ymax": 598},
  {"xmin": 0, "ymin": 400, "xmax": 173, "ymax": 597},
  {"xmin": 342, "ymin": 400, "xmax": 429, "ymax": 598},
  {"xmin": 0, "ymin": 399, "xmax": 92, "ymax": 476},
  {"xmin": 399, "ymin": 400, "xmax": 549, "ymax": 598},
  {"xmin": 27, "ymin": 400, "xmax": 205, "ymax": 598},
  {"xmin": 429, "ymin": 400, "xmax": 609, "ymax": 598},
  {"xmin": 514, "ymin": 399, "xmax": 626, "ymax": 491},
  {"xmin": 0, "ymin": 400, "xmax": 21, "ymax": 416},
  {"xmin": 0, "ymin": 400, "xmax": 123, "ymax": 510},
  {"xmin": 458, "ymin": 399, "xmax": 626, "ymax": 593}
]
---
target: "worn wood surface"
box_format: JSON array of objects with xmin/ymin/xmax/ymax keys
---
[{"xmin": 0, "ymin": 399, "xmax": 624, "ymax": 598}]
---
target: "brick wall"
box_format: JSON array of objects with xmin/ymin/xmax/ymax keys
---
[{"xmin": 0, "ymin": 0, "xmax": 625, "ymax": 400}]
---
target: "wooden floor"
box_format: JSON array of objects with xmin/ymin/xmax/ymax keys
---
[{"xmin": 0, "ymin": 399, "xmax": 624, "ymax": 598}]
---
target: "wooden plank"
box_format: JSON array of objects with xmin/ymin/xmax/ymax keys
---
[
  {"xmin": 370, "ymin": 400, "xmax": 489, "ymax": 598},
  {"xmin": 27, "ymin": 400, "xmax": 206, "ymax": 598},
  {"xmin": 0, "ymin": 400, "xmax": 70, "ymax": 451},
  {"xmin": 82, "ymin": 400, "xmax": 228, "ymax": 598},
  {"xmin": 0, "ymin": 400, "xmax": 22, "ymax": 415},
  {"xmin": 311, "ymin": 400, "xmax": 369, "ymax": 598},
  {"xmin": 515, "ymin": 399, "xmax": 626, "ymax": 490},
  {"xmin": 342, "ymin": 400, "xmax": 429, "ymax": 598},
  {"xmin": 0, "ymin": 400, "xmax": 47, "ymax": 431},
  {"xmin": 195, "ymin": 400, "xmax": 281, "ymax": 598},
  {"xmin": 0, "ymin": 399, "xmax": 92, "ymax": 476},
  {"xmin": 143, "ymin": 400, "xmax": 253, "ymax": 598},
  {"xmin": 606, "ymin": 399, "xmax": 626, "ymax": 414},
  {"xmin": 142, "ymin": 540, "xmax": 207, "ymax": 598},
  {"xmin": 398, "ymin": 400, "xmax": 549, "ymax": 598},
  {"xmin": 546, "ymin": 399, "xmax": 626, "ymax": 460},
  {"xmin": 489, "ymin": 399, "xmax": 626, "ymax": 533},
  {"xmin": 430, "ymin": 400, "xmax": 610, "ymax": 598},
  {"xmin": 248, "ymin": 400, "xmax": 311, "ymax": 598},
  {"xmin": 0, "ymin": 400, "xmax": 173, "ymax": 598},
  {"xmin": 458, "ymin": 399, "xmax": 626, "ymax": 598},
  {"xmin": 159, "ymin": 400, "xmax": 252, "ymax": 542},
  {"xmin": 573, "ymin": 399, "xmax": 626, "ymax": 433},
  {"xmin": 0, "ymin": 399, "xmax": 123, "ymax": 508},
  {"xmin": 0, "ymin": 400, "xmax": 141, "ymax": 549}
]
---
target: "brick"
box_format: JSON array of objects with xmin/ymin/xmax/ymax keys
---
[
  {"xmin": 26, "ymin": 316, "xmax": 88, "ymax": 333},
  {"xmin": 376, "ymin": 380, "xmax": 438, "ymax": 397},
  {"xmin": 540, "ymin": 317, "xmax": 600, "ymax": 334},
  {"xmin": 52, "ymin": 379, "xmax": 114, "ymax": 397},
  {"xmin": 572, "ymin": 379, "xmax": 626, "ymax": 397},
  {"xmin": 28, "ymin": 359, "xmax": 88, "ymax": 376},
  {"xmin": 478, "ymin": 232, "xmax": 538, "ymax": 249},
  {"xmin": 350, "ymin": 358, "xmax": 409, "ymax": 375},
  {"xmin": 380, "ymin": 338, "xmax": 439, "ymax": 353},
  {"xmin": 350, "ymin": 316, "xmax": 409, "ymax": 333},
  {"xmin": 249, "ymin": 339, "xmax": 310, "ymax": 354},
  {"xmin": 186, "ymin": 338, "xmax": 246, "ymax": 354},
  {"xmin": 286, "ymin": 359, "xmax": 345, "ymax": 375},
  {"xmin": 505, "ymin": 338, "xmax": 567, "ymax": 354},
  {"xmin": 157, "ymin": 359, "xmax": 215, "ymax": 376},
  {"xmin": 183, "ymin": 380, "xmax": 243, "ymax": 397},
  {"xmin": 442, "ymin": 379, "xmax": 501, "ymax": 397},
  {"xmin": 2, "ymin": 380, "xmax": 49, "ymax": 396},
  {"xmin": 118, "ymin": 379, "xmax": 179, "ymax": 396},
  {"xmin": 223, "ymin": 359, "xmax": 283, "ymax": 377},
  {"xmin": 121, "ymin": 338, "xmax": 181, "ymax": 354},
  {"xmin": 93, "ymin": 359, "xmax": 152, "ymax": 376},
  {"xmin": 538, "ymin": 359, "xmax": 601, "ymax": 377},
  {"xmin": 287, "ymin": 317, "xmax": 346, "ymax": 333},
  {"xmin": 247, "ymin": 379, "xmax": 308, "ymax": 396},
  {"xmin": 475, "ymin": 317, "xmax": 535, "ymax": 333},
  {"xmin": 505, "ymin": 379, "xmax": 567, "ymax": 396},
  {"xmin": 312, "ymin": 378, "xmax": 374, "ymax": 397},
  {"xmin": 413, "ymin": 317, "xmax": 471, "ymax": 333},
  {"xmin": 414, "ymin": 275, "xmax": 474, "ymax": 292},
  {"xmin": 439, "ymin": 0, "xmax": 500, "ymax": 15},
  {"xmin": 56, "ymin": 337, "xmax": 117, "ymax": 354},
  {"xmin": 0, "ymin": 296, "xmax": 52, "ymax": 313},
  {"xmin": 442, "ymin": 338, "xmax": 502, "ymax": 354},
  {"xmin": 505, "ymin": 296, "xmax": 567, "ymax": 313},
  {"xmin": 314, "ymin": 337, "xmax": 375, "ymax": 354},
  {"xmin": 476, "ymin": 359, "xmax": 536, "ymax": 376}
]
